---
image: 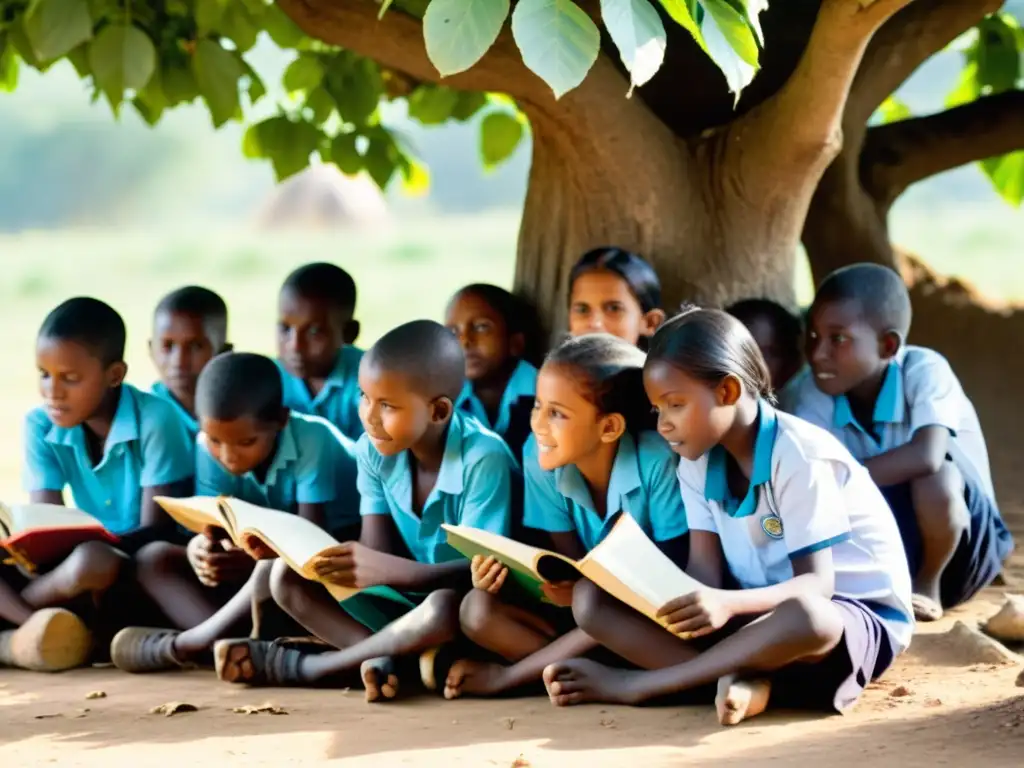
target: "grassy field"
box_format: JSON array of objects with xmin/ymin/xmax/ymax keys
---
[{"xmin": 0, "ymin": 205, "xmax": 1020, "ymax": 497}]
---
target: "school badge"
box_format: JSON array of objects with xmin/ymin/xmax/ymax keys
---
[{"xmin": 760, "ymin": 514, "xmax": 783, "ymax": 539}]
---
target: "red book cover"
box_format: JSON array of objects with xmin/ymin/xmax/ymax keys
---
[{"xmin": 2, "ymin": 527, "xmax": 120, "ymax": 571}]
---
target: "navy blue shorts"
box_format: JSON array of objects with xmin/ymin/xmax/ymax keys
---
[
  {"xmin": 880, "ymin": 454, "xmax": 1014, "ymax": 608},
  {"xmin": 769, "ymin": 596, "xmax": 896, "ymax": 713}
]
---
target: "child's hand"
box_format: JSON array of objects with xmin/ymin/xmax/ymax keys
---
[
  {"xmin": 187, "ymin": 531, "xmax": 256, "ymax": 586},
  {"xmin": 471, "ymin": 555, "xmax": 508, "ymax": 594},
  {"xmin": 657, "ymin": 589, "xmax": 734, "ymax": 639},
  {"xmin": 310, "ymin": 542, "xmax": 389, "ymax": 589},
  {"xmin": 540, "ymin": 580, "xmax": 576, "ymax": 607},
  {"xmin": 241, "ymin": 534, "xmax": 277, "ymax": 561}
]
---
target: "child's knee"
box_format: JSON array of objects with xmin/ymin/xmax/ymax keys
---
[
  {"xmin": 268, "ymin": 558, "xmax": 306, "ymax": 610},
  {"xmin": 911, "ymin": 462, "xmax": 967, "ymax": 529},
  {"xmin": 570, "ymin": 578, "xmax": 608, "ymax": 633},
  {"xmin": 135, "ymin": 541, "xmax": 185, "ymax": 580},
  {"xmin": 774, "ymin": 595, "xmax": 844, "ymax": 649},
  {"xmin": 421, "ymin": 589, "xmax": 460, "ymax": 627},
  {"xmin": 459, "ymin": 589, "xmax": 498, "ymax": 638},
  {"xmin": 65, "ymin": 541, "xmax": 125, "ymax": 592}
]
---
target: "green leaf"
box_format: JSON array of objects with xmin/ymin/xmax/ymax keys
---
[
  {"xmin": 732, "ymin": 0, "xmax": 768, "ymax": 47},
  {"xmin": 363, "ymin": 134, "xmax": 397, "ymax": 189},
  {"xmin": 323, "ymin": 54, "xmax": 382, "ymax": 126},
  {"xmin": 0, "ymin": 37, "xmax": 19, "ymax": 92},
  {"xmin": 133, "ymin": 68, "xmax": 167, "ymax": 126},
  {"xmin": 241, "ymin": 122, "xmax": 264, "ymax": 158},
  {"xmin": 875, "ymin": 94, "xmax": 912, "ymax": 124},
  {"xmin": 330, "ymin": 132, "xmax": 362, "ymax": 174},
  {"xmin": 480, "ymin": 111, "xmax": 523, "ymax": 167},
  {"xmin": 305, "ymin": 85, "xmax": 335, "ymax": 124},
  {"xmin": 221, "ymin": 2, "xmax": 262, "ymax": 52},
  {"xmin": 407, "ymin": 85, "xmax": 460, "ymax": 124},
  {"xmin": 245, "ymin": 116, "xmax": 322, "ymax": 180},
  {"xmin": 451, "ymin": 90, "xmax": 488, "ymax": 121},
  {"xmin": 194, "ymin": 0, "xmax": 229, "ymax": 35},
  {"xmin": 241, "ymin": 58, "xmax": 266, "ymax": 104},
  {"xmin": 511, "ymin": 0, "xmax": 600, "ymax": 99},
  {"xmin": 192, "ymin": 38, "xmax": 244, "ymax": 127},
  {"xmin": 263, "ymin": 4, "xmax": 306, "ymax": 48},
  {"xmin": 975, "ymin": 14, "xmax": 1021, "ymax": 94},
  {"xmin": 283, "ymin": 54, "xmax": 324, "ymax": 93},
  {"xmin": 601, "ymin": 0, "xmax": 666, "ymax": 93},
  {"xmin": 88, "ymin": 23, "xmax": 157, "ymax": 111},
  {"xmin": 399, "ymin": 156, "xmax": 430, "ymax": 195},
  {"xmin": 378, "ymin": 0, "xmax": 395, "ymax": 19},
  {"xmin": 982, "ymin": 151, "xmax": 1024, "ymax": 207},
  {"xmin": 423, "ymin": 0, "xmax": 510, "ymax": 77},
  {"xmin": 657, "ymin": 0, "xmax": 705, "ymax": 52},
  {"xmin": 946, "ymin": 60, "xmax": 980, "ymax": 108},
  {"xmin": 66, "ymin": 42, "xmax": 91, "ymax": 77},
  {"xmin": 24, "ymin": 0, "xmax": 93, "ymax": 62},
  {"xmin": 162, "ymin": 61, "xmax": 200, "ymax": 105},
  {"xmin": 8, "ymin": 18, "xmax": 48, "ymax": 70},
  {"xmin": 701, "ymin": 0, "xmax": 760, "ymax": 103}
]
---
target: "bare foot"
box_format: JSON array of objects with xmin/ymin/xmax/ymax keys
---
[
  {"xmin": 542, "ymin": 659, "xmax": 645, "ymax": 707},
  {"xmin": 912, "ymin": 593, "xmax": 944, "ymax": 622},
  {"xmin": 443, "ymin": 659, "xmax": 510, "ymax": 699},
  {"xmin": 360, "ymin": 656, "xmax": 399, "ymax": 703},
  {"xmin": 715, "ymin": 675, "xmax": 771, "ymax": 726}
]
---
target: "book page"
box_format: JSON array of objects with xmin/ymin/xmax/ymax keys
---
[
  {"xmin": 579, "ymin": 514, "xmax": 702, "ymax": 622},
  {"xmin": 0, "ymin": 502, "xmax": 106, "ymax": 535},
  {"xmin": 227, "ymin": 499, "xmax": 340, "ymax": 574},
  {"xmin": 154, "ymin": 496, "xmax": 226, "ymax": 535}
]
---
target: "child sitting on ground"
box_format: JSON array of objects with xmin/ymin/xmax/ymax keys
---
[
  {"xmin": 2, "ymin": 298, "xmax": 194, "ymax": 672},
  {"xmin": 793, "ymin": 264, "xmax": 1013, "ymax": 621},
  {"xmin": 726, "ymin": 298, "xmax": 804, "ymax": 413},
  {"xmin": 444, "ymin": 334, "xmax": 688, "ymax": 700},
  {"xmin": 543, "ymin": 307, "xmax": 913, "ymax": 725},
  {"xmin": 567, "ymin": 248, "xmax": 665, "ymax": 348},
  {"xmin": 277, "ymin": 262, "xmax": 364, "ymax": 440},
  {"xmin": 445, "ymin": 283, "xmax": 543, "ymax": 460},
  {"xmin": 149, "ymin": 285, "xmax": 231, "ymax": 439},
  {"xmin": 110, "ymin": 352, "xmax": 360, "ymax": 673},
  {"xmin": 212, "ymin": 321, "xmax": 520, "ymax": 703}
]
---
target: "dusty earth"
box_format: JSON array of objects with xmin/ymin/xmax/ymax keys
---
[{"xmin": 3, "ymin": 272, "xmax": 1024, "ymax": 767}]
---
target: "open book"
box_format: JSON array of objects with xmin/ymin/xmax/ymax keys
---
[
  {"xmin": 155, "ymin": 496, "xmax": 359, "ymax": 601},
  {"xmin": 0, "ymin": 502, "xmax": 119, "ymax": 571},
  {"xmin": 443, "ymin": 513, "xmax": 701, "ymax": 628}
]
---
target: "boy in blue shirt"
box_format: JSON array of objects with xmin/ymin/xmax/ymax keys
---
[
  {"xmin": 212, "ymin": 321, "xmax": 518, "ymax": 703},
  {"xmin": 726, "ymin": 298, "xmax": 804, "ymax": 413},
  {"xmin": 1, "ymin": 298, "xmax": 193, "ymax": 672},
  {"xmin": 277, "ymin": 262, "xmax": 365, "ymax": 440},
  {"xmin": 793, "ymin": 264, "xmax": 1014, "ymax": 621},
  {"xmin": 110, "ymin": 352, "xmax": 361, "ymax": 673},
  {"xmin": 149, "ymin": 286, "xmax": 231, "ymax": 439}
]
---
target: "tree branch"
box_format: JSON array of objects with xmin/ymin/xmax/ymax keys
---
[
  {"xmin": 863, "ymin": 89, "xmax": 1024, "ymax": 208},
  {"xmin": 846, "ymin": 0, "xmax": 1002, "ymax": 134},
  {"xmin": 276, "ymin": 0, "xmax": 546, "ymax": 101},
  {"xmin": 727, "ymin": 0, "xmax": 916, "ymax": 200}
]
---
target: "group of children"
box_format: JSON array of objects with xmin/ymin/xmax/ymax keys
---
[{"xmin": 0, "ymin": 247, "xmax": 1014, "ymax": 727}]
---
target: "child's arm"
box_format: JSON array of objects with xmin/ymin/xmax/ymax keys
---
[
  {"xmin": 23, "ymin": 411, "xmax": 66, "ymax": 507},
  {"xmin": 29, "ymin": 490, "xmax": 64, "ymax": 505},
  {"xmin": 118, "ymin": 478, "xmax": 195, "ymax": 553},
  {"xmin": 863, "ymin": 426, "xmax": 949, "ymax": 487}
]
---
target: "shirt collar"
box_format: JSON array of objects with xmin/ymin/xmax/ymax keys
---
[
  {"xmin": 321, "ymin": 346, "xmax": 362, "ymax": 393},
  {"xmin": 705, "ymin": 400, "xmax": 778, "ymax": 518},
  {"xmin": 384, "ymin": 411, "xmax": 467, "ymax": 510},
  {"xmin": 46, "ymin": 384, "xmax": 140, "ymax": 448},
  {"xmin": 555, "ymin": 432, "xmax": 642, "ymax": 516},
  {"xmin": 151, "ymin": 381, "xmax": 199, "ymax": 431},
  {"xmin": 260, "ymin": 417, "xmax": 300, "ymax": 486},
  {"xmin": 456, "ymin": 360, "xmax": 537, "ymax": 434},
  {"xmin": 833, "ymin": 356, "xmax": 905, "ymax": 431}
]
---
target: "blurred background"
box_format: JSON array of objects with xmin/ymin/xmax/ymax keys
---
[{"xmin": 0, "ymin": 20, "xmax": 1021, "ymax": 490}]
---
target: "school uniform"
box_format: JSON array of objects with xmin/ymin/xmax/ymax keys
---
[
  {"xmin": 792, "ymin": 346, "xmax": 1014, "ymax": 606},
  {"xmin": 522, "ymin": 431, "xmax": 689, "ymax": 552},
  {"xmin": 277, "ymin": 345, "xmax": 365, "ymax": 441},
  {"xmin": 196, "ymin": 412, "xmax": 361, "ymax": 539},
  {"xmin": 150, "ymin": 381, "xmax": 199, "ymax": 440},
  {"xmin": 455, "ymin": 360, "xmax": 537, "ymax": 459},
  {"xmin": 341, "ymin": 411, "xmax": 519, "ymax": 631},
  {"xmin": 678, "ymin": 401, "xmax": 913, "ymax": 713},
  {"xmin": 22, "ymin": 384, "xmax": 195, "ymax": 535}
]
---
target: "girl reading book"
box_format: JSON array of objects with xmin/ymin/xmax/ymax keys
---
[
  {"xmin": 541, "ymin": 307, "xmax": 913, "ymax": 726},
  {"xmin": 443, "ymin": 334, "xmax": 689, "ymax": 699}
]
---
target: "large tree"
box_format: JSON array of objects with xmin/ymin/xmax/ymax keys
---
[{"xmin": 0, "ymin": 0, "xmax": 1021, "ymax": 335}]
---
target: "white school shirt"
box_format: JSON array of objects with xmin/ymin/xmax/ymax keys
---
[
  {"xmin": 677, "ymin": 402, "xmax": 914, "ymax": 651},
  {"xmin": 792, "ymin": 346, "xmax": 995, "ymax": 499}
]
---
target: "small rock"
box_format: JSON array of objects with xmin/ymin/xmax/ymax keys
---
[
  {"xmin": 231, "ymin": 703, "xmax": 288, "ymax": 715},
  {"xmin": 149, "ymin": 702, "xmax": 198, "ymax": 717},
  {"xmin": 599, "ymin": 718, "xmax": 617, "ymax": 729},
  {"xmin": 512, "ymin": 758, "xmax": 530, "ymax": 768},
  {"xmin": 33, "ymin": 713, "xmax": 62, "ymax": 720},
  {"xmin": 85, "ymin": 691, "xmax": 106, "ymax": 700},
  {"xmin": 983, "ymin": 595, "xmax": 1024, "ymax": 643},
  {"xmin": 503, "ymin": 717, "xmax": 516, "ymax": 731},
  {"xmin": 890, "ymin": 685, "xmax": 913, "ymax": 698}
]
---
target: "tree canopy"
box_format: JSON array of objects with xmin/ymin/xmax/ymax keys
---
[{"xmin": 1, "ymin": 0, "xmax": 1019, "ymax": 205}]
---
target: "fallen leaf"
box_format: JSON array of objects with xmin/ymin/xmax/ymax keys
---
[
  {"xmin": 231, "ymin": 703, "xmax": 288, "ymax": 715},
  {"xmin": 503, "ymin": 717, "xmax": 516, "ymax": 731},
  {"xmin": 85, "ymin": 691, "xmax": 106, "ymax": 700},
  {"xmin": 149, "ymin": 702, "xmax": 198, "ymax": 716},
  {"xmin": 890, "ymin": 685, "xmax": 913, "ymax": 698}
]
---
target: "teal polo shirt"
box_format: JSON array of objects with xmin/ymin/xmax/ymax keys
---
[
  {"xmin": 22, "ymin": 384, "xmax": 195, "ymax": 534},
  {"xmin": 455, "ymin": 360, "xmax": 537, "ymax": 437},
  {"xmin": 196, "ymin": 412, "xmax": 360, "ymax": 536},
  {"xmin": 355, "ymin": 412, "xmax": 517, "ymax": 564},
  {"xmin": 277, "ymin": 346, "xmax": 364, "ymax": 441},
  {"xmin": 150, "ymin": 381, "xmax": 199, "ymax": 440},
  {"xmin": 522, "ymin": 431, "xmax": 688, "ymax": 552}
]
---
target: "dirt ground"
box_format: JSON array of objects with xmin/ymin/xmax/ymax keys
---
[{"xmin": 3, "ymin": 273, "xmax": 1024, "ymax": 767}]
